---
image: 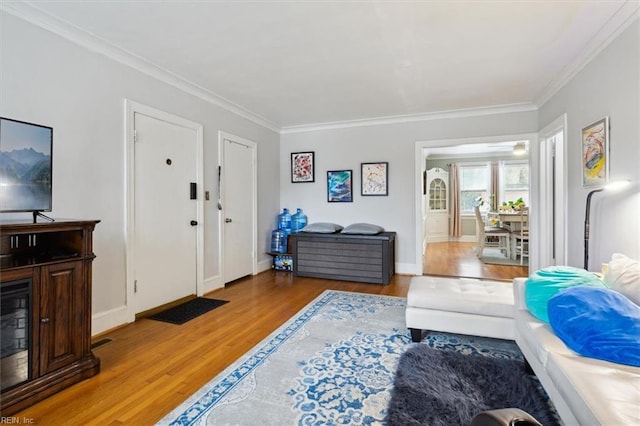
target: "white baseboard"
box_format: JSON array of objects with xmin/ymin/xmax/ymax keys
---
[
  {"xmin": 203, "ymin": 274, "xmax": 224, "ymax": 294},
  {"xmin": 92, "ymin": 305, "xmax": 131, "ymax": 336},
  {"xmin": 257, "ymin": 258, "xmax": 272, "ymax": 273},
  {"xmin": 396, "ymin": 262, "xmax": 421, "ymax": 276},
  {"xmin": 202, "ymin": 261, "xmax": 272, "ymax": 294},
  {"xmin": 456, "ymin": 235, "xmax": 476, "ymax": 243},
  {"xmin": 93, "ymin": 275, "xmax": 225, "ymax": 336}
]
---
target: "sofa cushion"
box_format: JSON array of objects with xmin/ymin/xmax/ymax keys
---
[
  {"xmin": 524, "ymin": 266, "xmax": 604, "ymax": 323},
  {"xmin": 603, "ymin": 253, "xmax": 640, "ymax": 306},
  {"xmin": 546, "ymin": 351, "xmax": 640, "ymax": 425},
  {"xmin": 548, "ymin": 286, "xmax": 640, "ymax": 367},
  {"xmin": 515, "ymin": 309, "xmax": 573, "ymax": 367}
]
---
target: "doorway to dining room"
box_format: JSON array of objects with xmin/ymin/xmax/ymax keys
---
[{"xmin": 416, "ymin": 134, "xmax": 535, "ymax": 281}]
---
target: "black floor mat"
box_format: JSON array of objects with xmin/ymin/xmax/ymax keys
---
[{"xmin": 148, "ymin": 298, "xmax": 229, "ymax": 325}]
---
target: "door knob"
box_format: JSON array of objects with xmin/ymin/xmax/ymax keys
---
[
  {"xmin": 225, "ymin": 218, "xmax": 232, "ymax": 223},
  {"xmin": 190, "ymin": 220, "xmax": 198, "ymax": 226}
]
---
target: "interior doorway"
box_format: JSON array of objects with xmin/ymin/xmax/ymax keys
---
[
  {"xmin": 415, "ymin": 133, "xmax": 538, "ymax": 281},
  {"xmin": 538, "ymin": 114, "xmax": 567, "ymax": 267}
]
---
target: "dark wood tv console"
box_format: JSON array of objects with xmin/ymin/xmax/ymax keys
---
[
  {"xmin": 290, "ymin": 232, "xmax": 396, "ymax": 284},
  {"xmin": 0, "ymin": 220, "xmax": 100, "ymax": 415}
]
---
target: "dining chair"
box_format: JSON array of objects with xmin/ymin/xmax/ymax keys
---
[
  {"xmin": 474, "ymin": 206, "xmax": 511, "ymax": 258},
  {"xmin": 511, "ymin": 207, "xmax": 529, "ymax": 265}
]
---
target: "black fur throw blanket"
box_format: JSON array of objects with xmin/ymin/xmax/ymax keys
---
[{"xmin": 385, "ymin": 345, "xmax": 560, "ymax": 426}]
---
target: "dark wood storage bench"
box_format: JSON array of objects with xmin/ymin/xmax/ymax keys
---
[{"xmin": 290, "ymin": 232, "xmax": 396, "ymax": 284}]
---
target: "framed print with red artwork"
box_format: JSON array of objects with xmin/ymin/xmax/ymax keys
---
[{"xmin": 291, "ymin": 151, "xmax": 315, "ymax": 183}]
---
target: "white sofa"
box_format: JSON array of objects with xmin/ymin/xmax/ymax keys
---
[{"xmin": 513, "ymin": 278, "xmax": 640, "ymax": 425}]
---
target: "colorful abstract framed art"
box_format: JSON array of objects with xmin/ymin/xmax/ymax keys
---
[
  {"xmin": 291, "ymin": 151, "xmax": 315, "ymax": 183},
  {"xmin": 361, "ymin": 162, "xmax": 388, "ymax": 196},
  {"xmin": 327, "ymin": 170, "xmax": 353, "ymax": 202},
  {"xmin": 582, "ymin": 117, "xmax": 609, "ymax": 187}
]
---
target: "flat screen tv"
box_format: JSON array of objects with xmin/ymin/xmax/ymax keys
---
[{"xmin": 0, "ymin": 117, "xmax": 53, "ymax": 217}]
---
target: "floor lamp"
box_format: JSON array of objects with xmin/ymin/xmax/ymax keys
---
[{"xmin": 583, "ymin": 180, "xmax": 631, "ymax": 270}]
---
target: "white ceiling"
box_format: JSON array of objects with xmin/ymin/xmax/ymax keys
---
[{"xmin": 6, "ymin": 1, "xmax": 640, "ymax": 131}]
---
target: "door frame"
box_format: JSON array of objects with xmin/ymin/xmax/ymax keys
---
[
  {"xmin": 414, "ymin": 132, "xmax": 539, "ymax": 275},
  {"xmin": 538, "ymin": 114, "xmax": 568, "ymax": 267},
  {"xmin": 218, "ymin": 131, "xmax": 258, "ymax": 284},
  {"xmin": 124, "ymin": 100, "xmax": 204, "ymax": 321}
]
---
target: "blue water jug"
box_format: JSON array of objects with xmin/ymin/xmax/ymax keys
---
[
  {"xmin": 277, "ymin": 208, "xmax": 292, "ymax": 235},
  {"xmin": 291, "ymin": 208, "xmax": 308, "ymax": 233},
  {"xmin": 270, "ymin": 229, "xmax": 287, "ymax": 253}
]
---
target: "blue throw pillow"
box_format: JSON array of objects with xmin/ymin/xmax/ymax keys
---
[
  {"xmin": 548, "ymin": 286, "xmax": 640, "ymax": 367},
  {"xmin": 524, "ymin": 266, "xmax": 604, "ymax": 323}
]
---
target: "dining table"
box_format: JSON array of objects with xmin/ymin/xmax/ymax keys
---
[
  {"xmin": 488, "ymin": 210, "xmax": 529, "ymax": 260},
  {"xmin": 493, "ymin": 211, "xmax": 527, "ymax": 232}
]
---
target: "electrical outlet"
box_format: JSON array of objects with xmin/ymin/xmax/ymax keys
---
[{"xmin": 205, "ymin": 191, "xmax": 210, "ymax": 200}]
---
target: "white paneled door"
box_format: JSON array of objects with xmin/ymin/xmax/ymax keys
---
[
  {"xmin": 133, "ymin": 112, "xmax": 199, "ymax": 313},
  {"xmin": 221, "ymin": 134, "xmax": 256, "ymax": 284}
]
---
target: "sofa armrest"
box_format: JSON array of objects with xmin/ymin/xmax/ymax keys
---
[{"xmin": 513, "ymin": 278, "xmax": 528, "ymax": 311}]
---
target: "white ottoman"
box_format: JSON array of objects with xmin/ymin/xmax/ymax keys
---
[{"xmin": 406, "ymin": 276, "xmax": 515, "ymax": 342}]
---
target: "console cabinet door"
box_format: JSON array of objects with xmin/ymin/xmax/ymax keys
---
[{"xmin": 39, "ymin": 261, "xmax": 85, "ymax": 374}]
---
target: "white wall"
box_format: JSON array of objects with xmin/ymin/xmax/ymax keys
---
[
  {"xmin": 539, "ymin": 18, "xmax": 640, "ymax": 270},
  {"xmin": 280, "ymin": 111, "xmax": 538, "ymax": 273},
  {"xmin": 1, "ymin": 13, "xmax": 280, "ymax": 334}
]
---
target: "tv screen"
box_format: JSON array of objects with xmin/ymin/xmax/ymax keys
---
[{"xmin": 0, "ymin": 117, "xmax": 53, "ymax": 213}]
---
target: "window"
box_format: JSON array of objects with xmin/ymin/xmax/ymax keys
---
[
  {"xmin": 501, "ymin": 161, "xmax": 529, "ymax": 206},
  {"xmin": 460, "ymin": 164, "xmax": 489, "ymax": 214}
]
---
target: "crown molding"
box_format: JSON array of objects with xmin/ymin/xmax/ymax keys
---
[
  {"xmin": 5, "ymin": 1, "xmax": 636, "ymax": 136},
  {"xmin": 280, "ymin": 103, "xmax": 538, "ymax": 134},
  {"xmin": 536, "ymin": 1, "xmax": 640, "ymax": 108},
  {"xmin": 1, "ymin": 1, "xmax": 281, "ymax": 133}
]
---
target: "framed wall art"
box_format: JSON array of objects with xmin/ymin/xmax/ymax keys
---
[
  {"xmin": 582, "ymin": 117, "xmax": 609, "ymax": 187},
  {"xmin": 327, "ymin": 170, "xmax": 353, "ymax": 202},
  {"xmin": 291, "ymin": 151, "xmax": 315, "ymax": 183},
  {"xmin": 361, "ymin": 162, "xmax": 388, "ymax": 196}
]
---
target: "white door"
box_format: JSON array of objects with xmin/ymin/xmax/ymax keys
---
[
  {"xmin": 221, "ymin": 134, "xmax": 256, "ymax": 284},
  {"xmin": 133, "ymin": 112, "xmax": 198, "ymax": 312}
]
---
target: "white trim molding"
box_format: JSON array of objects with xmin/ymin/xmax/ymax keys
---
[
  {"xmin": 218, "ymin": 131, "xmax": 259, "ymax": 286},
  {"xmin": 281, "ymin": 103, "xmax": 538, "ymax": 134},
  {"xmin": 124, "ymin": 99, "xmax": 205, "ymax": 322},
  {"xmin": 415, "ymin": 133, "xmax": 539, "ymax": 275}
]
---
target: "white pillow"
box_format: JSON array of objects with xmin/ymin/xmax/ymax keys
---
[
  {"xmin": 341, "ymin": 223, "xmax": 384, "ymax": 235},
  {"xmin": 301, "ymin": 222, "xmax": 343, "ymax": 233},
  {"xmin": 603, "ymin": 253, "xmax": 640, "ymax": 305}
]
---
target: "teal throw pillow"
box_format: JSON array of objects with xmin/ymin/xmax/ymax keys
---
[{"xmin": 525, "ymin": 266, "xmax": 604, "ymax": 323}]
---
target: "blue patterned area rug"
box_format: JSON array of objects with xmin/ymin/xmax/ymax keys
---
[{"xmin": 157, "ymin": 290, "xmax": 536, "ymax": 426}]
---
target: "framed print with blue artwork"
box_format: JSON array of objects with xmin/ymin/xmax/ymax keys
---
[{"xmin": 327, "ymin": 170, "xmax": 353, "ymax": 202}]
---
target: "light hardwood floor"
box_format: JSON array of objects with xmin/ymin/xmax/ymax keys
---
[
  {"xmin": 14, "ymin": 273, "xmax": 412, "ymax": 425},
  {"xmin": 424, "ymin": 241, "xmax": 528, "ymax": 281},
  {"xmin": 13, "ymin": 249, "xmax": 524, "ymax": 425}
]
